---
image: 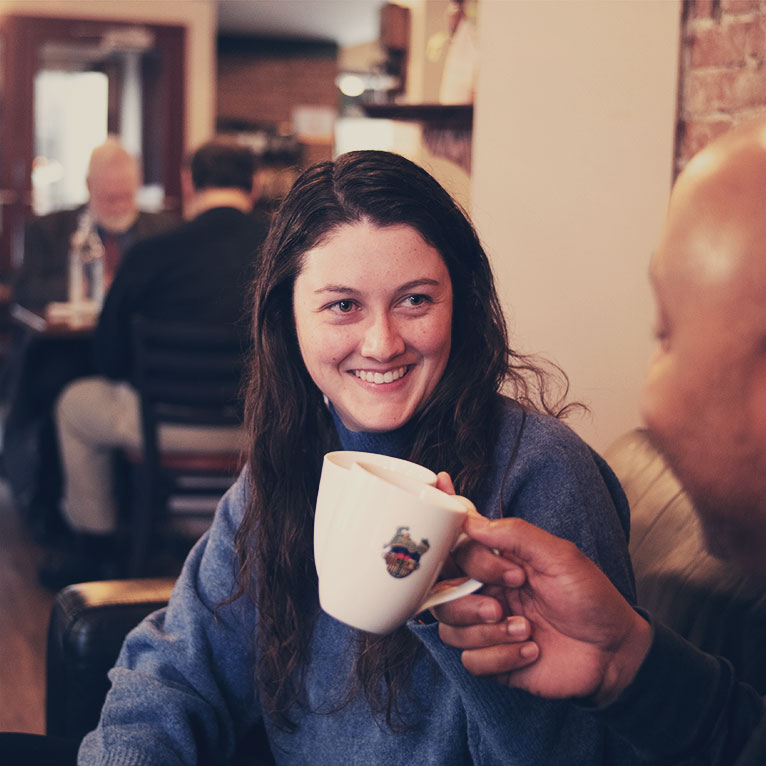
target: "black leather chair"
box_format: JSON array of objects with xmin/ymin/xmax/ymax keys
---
[
  {"xmin": 124, "ymin": 318, "xmax": 246, "ymax": 576},
  {"xmin": 46, "ymin": 579, "xmax": 275, "ymax": 764},
  {"xmin": 46, "ymin": 578, "xmax": 175, "ymax": 740}
]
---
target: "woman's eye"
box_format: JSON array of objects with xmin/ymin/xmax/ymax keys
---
[
  {"xmin": 404, "ymin": 294, "xmax": 429, "ymax": 307},
  {"xmin": 333, "ymin": 299, "xmax": 355, "ymax": 313}
]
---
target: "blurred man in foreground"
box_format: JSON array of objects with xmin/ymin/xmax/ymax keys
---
[{"xmin": 434, "ymin": 116, "xmax": 766, "ymax": 764}]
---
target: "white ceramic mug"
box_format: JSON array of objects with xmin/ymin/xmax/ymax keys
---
[
  {"xmin": 317, "ymin": 460, "xmax": 482, "ymax": 634},
  {"xmin": 314, "ymin": 451, "xmax": 437, "ymax": 576}
]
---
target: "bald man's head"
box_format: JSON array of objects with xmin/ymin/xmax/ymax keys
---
[
  {"xmin": 641, "ymin": 117, "xmax": 766, "ymax": 574},
  {"xmin": 86, "ymin": 138, "xmax": 140, "ymax": 233}
]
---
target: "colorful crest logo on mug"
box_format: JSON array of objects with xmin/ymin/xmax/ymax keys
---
[{"xmin": 383, "ymin": 526, "xmax": 430, "ymax": 578}]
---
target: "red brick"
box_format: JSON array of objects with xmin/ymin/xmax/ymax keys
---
[
  {"xmin": 745, "ymin": 16, "xmax": 766, "ymax": 61},
  {"xmin": 684, "ymin": 70, "xmax": 726, "ymax": 114},
  {"xmin": 685, "ymin": 67, "xmax": 766, "ymax": 114},
  {"xmin": 689, "ymin": 19, "xmax": 751, "ymax": 67},
  {"xmin": 720, "ymin": 0, "xmax": 760, "ymax": 15},
  {"xmin": 677, "ymin": 117, "xmax": 734, "ymax": 161},
  {"xmin": 689, "ymin": 0, "xmax": 715, "ymax": 19},
  {"xmin": 217, "ymin": 49, "xmax": 338, "ymax": 127},
  {"xmin": 729, "ymin": 67, "xmax": 766, "ymax": 109},
  {"xmin": 677, "ymin": 2, "xmax": 766, "ymax": 169}
]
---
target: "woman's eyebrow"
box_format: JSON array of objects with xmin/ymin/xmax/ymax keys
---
[
  {"xmin": 313, "ymin": 284, "xmax": 358, "ymax": 295},
  {"xmin": 313, "ymin": 278, "xmax": 441, "ymax": 296},
  {"xmin": 398, "ymin": 278, "xmax": 440, "ymax": 291}
]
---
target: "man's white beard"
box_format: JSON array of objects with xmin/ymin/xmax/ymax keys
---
[{"xmin": 94, "ymin": 209, "xmax": 138, "ymax": 234}]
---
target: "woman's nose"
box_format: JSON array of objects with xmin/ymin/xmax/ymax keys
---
[{"xmin": 360, "ymin": 314, "xmax": 406, "ymax": 360}]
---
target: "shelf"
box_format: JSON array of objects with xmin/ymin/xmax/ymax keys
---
[{"xmin": 360, "ymin": 103, "xmax": 473, "ymax": 129}]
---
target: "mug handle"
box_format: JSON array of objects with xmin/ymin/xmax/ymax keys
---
[
  {"xmin": 419, "ymin": 576, "xmax": 483, "ymax": 612},
  {"xmin": 417, "ymin": 494, "xmax": 483, "ymax": 611}
]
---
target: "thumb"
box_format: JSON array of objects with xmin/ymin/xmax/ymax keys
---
[
  {"xmin": 436, "ymin": 472, "xmax": 479, "ymax": 517},
  {"xmin": 464, "ymin": 515, "xmax": 568, "ymax": 570},
  {"xmin": 436, "ymin": 471, "xmax": 456, "ymax": 495}
]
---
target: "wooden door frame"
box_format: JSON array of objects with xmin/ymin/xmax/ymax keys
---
[{"xmin": 0, "ymin": 14, "xmax": 185, "ymax": 279}]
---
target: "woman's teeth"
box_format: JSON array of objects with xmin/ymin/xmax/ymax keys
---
[{"xmin": 354, "ymin": 366, "xmax": 408, "ymax": 384}]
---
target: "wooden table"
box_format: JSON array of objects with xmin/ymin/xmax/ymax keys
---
[{"xmin": 10, "ymin": 302, "xmax": 97, "ymax": 337}]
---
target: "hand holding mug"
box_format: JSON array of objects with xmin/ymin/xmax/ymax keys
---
[{"xmin": 434, "ymin": 516, "xmax": 652, "ymax": 704}]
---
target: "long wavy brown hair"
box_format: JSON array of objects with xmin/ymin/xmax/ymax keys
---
[{"xmin": 233, "ymin": 151, "xmax": 575, "ymax": 731}]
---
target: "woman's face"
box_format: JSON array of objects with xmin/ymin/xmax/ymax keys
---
[{"xmin": 293, "ymin": 221, "xmax": 453, "ymax": 432}]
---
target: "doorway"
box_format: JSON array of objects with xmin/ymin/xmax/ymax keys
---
[{"xmin": 0, "ymin": 15, "xmax": 185, "ymax": 281}]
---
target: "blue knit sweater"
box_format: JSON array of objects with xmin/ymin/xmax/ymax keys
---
[{"xmin": 79, "ymin": 398, "xmax": 641, "ymax": 765}]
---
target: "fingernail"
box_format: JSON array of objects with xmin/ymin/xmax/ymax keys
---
[
  {"xmin": 505, "ymin": 617, "xmax": 527, "ymax": 636},
  {"xmin": 520, "ymin": 643, "xmax": 539, "ymax": 660},
  {"xmin": 478, "ymin": 603, "xmax": 500, "ymax": 622}
]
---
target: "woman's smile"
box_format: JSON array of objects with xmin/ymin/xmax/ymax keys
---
[
  {"xmin": 293, "ymin": 221, "xmax": 453, "ymax": 432},
  {"xmin": 352, "ymin": 365, "xmax": 409, "ymax": 385}
]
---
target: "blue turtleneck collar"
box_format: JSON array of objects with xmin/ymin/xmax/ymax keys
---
[{"xmin": 329, "ymin": 402, "xmax": 417, "ymax": 459}]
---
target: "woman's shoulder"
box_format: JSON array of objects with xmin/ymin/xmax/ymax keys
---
[
  {"xmin": 495, "ymin": 396, "xmax": 589, "ymax": 462},
  {"xmin": 217, "ymin": 468, "xmax": 250, "ymax": 529},
  {"xmin": 490, "ymin": 398, "xmax": 632, "ymax": 555},
  {"xmin": 489, "ymin": 398, "xmax": 621, "ymax": 509}
]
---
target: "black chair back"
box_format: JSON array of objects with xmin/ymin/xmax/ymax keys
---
[{"xmin": 127, "ymin": 317, "xmax": 246, "ymax": 575}]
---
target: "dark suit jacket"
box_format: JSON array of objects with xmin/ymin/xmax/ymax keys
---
[
  {"xmin": 12, "ymin": 206, "xmax": 178, "ymax": 311},
  {"xmin": 94, "ymin": 206, "xmax": 269, "ymax": 381}
]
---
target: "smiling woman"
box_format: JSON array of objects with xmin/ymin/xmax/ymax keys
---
[
  {"xmin": 293, "ymin": 222, "xmax": 453, "ymax": 433},
  {"xmin": 74, "ymin": 150, "xmax": 642, "ymax": 765}
]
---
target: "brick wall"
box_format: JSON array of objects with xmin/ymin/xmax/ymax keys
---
[
  {"xmin": 216, "ymin": 37, "xmax": 338, "ymax": 169},
  {"xmin": 676, "ymin": 0, "xmax": 766, "ymax": 173}
]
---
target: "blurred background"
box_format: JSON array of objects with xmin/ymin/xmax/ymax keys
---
[
  {"xmin": 0, "ymin": 0, "xmax": 749, "ymax": 451},
  {"xmin": 5, "ymin": 0, "xmax": 766, "ymax": 737}
]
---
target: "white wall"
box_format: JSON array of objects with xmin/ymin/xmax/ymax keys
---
[
  {"xmin": 472, "ymin": 0, "xmax": 681, "ymax": 451},
  {"xmin": 0, "ymin": 0, "xmax": 216, "ymax": 150}
]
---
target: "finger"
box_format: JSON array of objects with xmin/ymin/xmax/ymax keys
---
[
  {"xmin": 438, "ymin": 615, "xmax": 532, "ymax": 649},
  {"xmin": 434, "ymin": 473, "xmax": 482, "ymax": 522},
  {"xmin": 431, "ymin": 592, "xmax": 506, "ymax": 626},
  {"xmin": 464, "ymin": 515, "xmax": 580, "ymax": 570},
  {"xmin": 436, "ymin": 552, "xmax": 464, "ymax": 580},
  {"xmin": 452, "ymin": 538, "xmax": 526, "ymax": 587},
  {"xmin": 436, "ymin": 471, "xmax": 456, "ymax": 495},
  {"xmin": 460, "ymin": 642, "xmax": 540, "ymax": 677}
]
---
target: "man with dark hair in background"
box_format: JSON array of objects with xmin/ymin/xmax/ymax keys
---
[{"xmin": 41, "ymin": 140, "xmax": 270, "ymax": 588}]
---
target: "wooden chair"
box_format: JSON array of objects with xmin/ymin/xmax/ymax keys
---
[{"xmin": 124, "ymin": 317, "xmax": 246, "ymax": 576}]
